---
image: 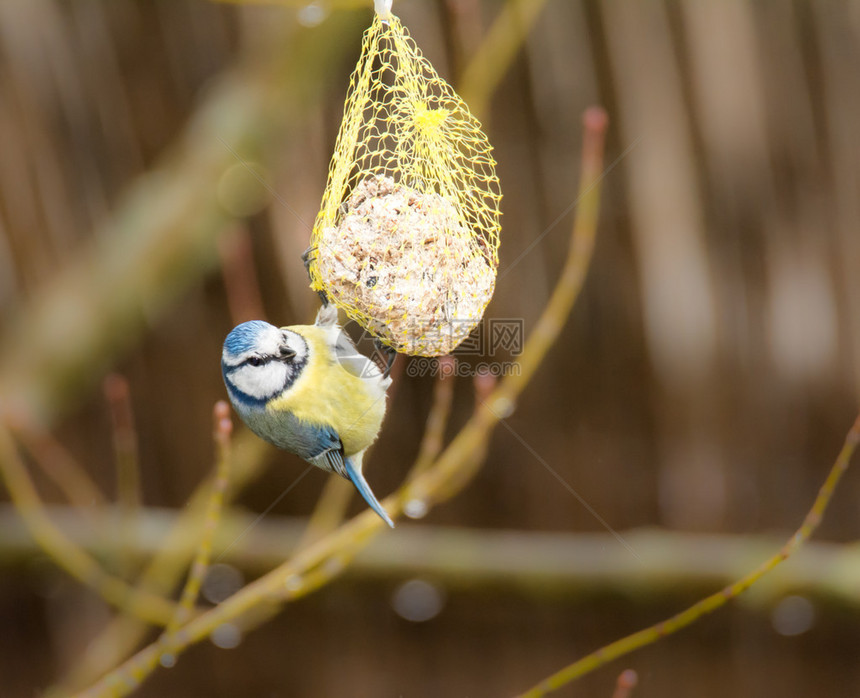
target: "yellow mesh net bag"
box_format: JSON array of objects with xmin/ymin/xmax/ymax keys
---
[{"xmin": 307, "ymin": 1, "xmax": 502, "ymax": 357}]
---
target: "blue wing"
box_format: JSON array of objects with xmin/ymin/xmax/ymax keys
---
[{"xmin": 302, "ymin": 425, "xmax": 347, "ymax": 475}]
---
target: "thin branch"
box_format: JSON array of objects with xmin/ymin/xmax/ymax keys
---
[
  {"xmin": 398, "ymin": 107, "xmax": 607, "ymax": 512},
  {"xmin": 0, "ymin": 423, "xmax": 176, "ymax": 626},
  {"xmin": 611, "ymin": 670, "xmax": 638, "ymax": 698},
  {"xmin": 408, "ymin": 355, "xmax": 456, "ymax": 478},
  {"xmin": 515, "ymin": 413, "xmax": 860, "ymax": 698},
  {"xmin": 52, "ymin": 429, "xmax": 272, "ymax": 695},
  {"xmin": 218, "ymin": 224, "xmax": 267, "ymax": 325},
  {"xmin": 458, "ymin": 0, "xmax": 551, "ymax": 117},
  {"xmin": 105, "ymin": 374, "xmax": 141, "ymax": 512},
  {"xmin": 104, "ymin": 374, "xmax": 142, "ymax": 577},
  {"xmin": 166, "ymin": 402, "xmax": 233, "ymax": 634},
  {"xmin": 6, "ymin": 413, "xmax": 105, "ymax": 511},
  {"xmin": 2, "ymin": 507, "xmax": 859, "ymax": 604},
  {"xmin": 81, "ymin": 404, "xmax": 236, "ymax": 697},
  {"xmin": 296, "ymin": 476, "xmax": 355, "ymax": 549}
]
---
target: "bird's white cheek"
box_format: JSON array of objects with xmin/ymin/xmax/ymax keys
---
[{"xmin": 230, "ymin": 363, "xmax": 288, "ymax": 400}]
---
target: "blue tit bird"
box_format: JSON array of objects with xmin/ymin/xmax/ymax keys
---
[{"xmin": 221, "ymin": 304, "xmax": 394, "ymax": 527}]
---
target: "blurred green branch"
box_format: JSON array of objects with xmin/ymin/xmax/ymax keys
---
[
  {"xmin": 1, "ymin": 506, "xmax": 859, "ymax": 606},
  {"xmin": 459, "ymin": 0, "xmax": 550, "ymax": 117}
]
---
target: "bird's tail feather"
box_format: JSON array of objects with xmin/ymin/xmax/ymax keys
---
[{"xmin": 344, "ymin": 457, "xmax": 394, "ymax": 528}]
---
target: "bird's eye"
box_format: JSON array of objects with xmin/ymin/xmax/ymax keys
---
[{"xmin": 247, "ymin": 356, "xmax": 265, "ymax": 367}]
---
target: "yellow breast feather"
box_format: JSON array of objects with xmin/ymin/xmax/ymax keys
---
[{"xmin": 266, "ymin": 326, "xmax": 386, "ymax": 455}]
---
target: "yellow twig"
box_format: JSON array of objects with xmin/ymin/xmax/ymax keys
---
[
  {"xmin": 408, "ymin": 355, "xmax": 457, "ymax": 478},
  {"xmin": 166, "ymin": 402, "xmax": 233, "ymax": 634},
  {"xmin": 515, "ymin": 413, "xmax": 860, "ymax": 697},
  {"xmin": 78, "ymin": 404, "xmax": 236, "ymax": 697},
  {"xmin": 297, "ymin": 476, "xmax": 355, "ymax": 548},
  {"xmin": 52, "ymin": 430, "xmax": 272, "ymax": 696},
  {"xmin": 0, "ymin": 423, "xmax": 176, "ymax": 626},
  {"xmin": 431, "ymin": 367, "xmax": 498, "ymax": 504},
  {"xmin": 104, "ymin": 374, "xmax": 142, "ymax": 577},
  {"xmin": 400, "ymin": 107, "xmax": 607, "ymax": 511},
  {"xmin": 7, "ymin": 414, "xmax": 106, "ymax": 511},
  {"xmin": 458, "ymin": 0, "xmax": 550, "ymax": 117}
]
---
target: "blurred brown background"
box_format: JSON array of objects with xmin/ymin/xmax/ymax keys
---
[{"xmin": 1, "ymin": 1, "xmax": 859, "ymax": 696}]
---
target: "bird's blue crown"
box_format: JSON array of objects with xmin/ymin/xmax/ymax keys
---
[{"xmin": 223, "ymin": 320, "xmax": 272, "ymax": 359}]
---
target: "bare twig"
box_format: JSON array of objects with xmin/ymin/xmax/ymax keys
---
[
  {"xmin": 77, "ymin": 404, "xmax": 235, "ymax": 697},
  {"xmin": 515, "ymin": 413, "xmax": 860, "ymax": 697},
  {"xmin": 0, "ymin": 423, "xmax": 176, "ymax": 626},
  {"xmin": 458, "ymin": 0, "xmax": 551, "ymax": 117},
  {"xmin": 6, "ymin": 413, "xmax": 105, "ymax": 512},
  {"xmin": 297, "ymin": 476, "xmax": 355, "ymax": 548},
  {"xmin": 398, "ymin": 107, "xmax": 607, "ymax": 512},
  {"xmin": 408, "ymin": 355, "xmax": 457, "ymax": 478},
  {"xmin": 166, "ymin": 402, "xmax": 233, "ymax": 634},
  {"xmin": 218, "ymin": 225, "xmax": 267, "ymax": 325},
  {"xmin": 611, "ymin": 669, "xmax": 638, "ymax": 698},
  {"xmin": 104, "ymin": 374, "xmax": 142, "ymax": 577}
]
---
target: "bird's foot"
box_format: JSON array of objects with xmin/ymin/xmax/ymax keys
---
[
  {"xmin": 302, "ymin": 245, "xmax": 330, "ymax": 306},
  {"xmin": 373, "ymin": 338, "xmax": 397, "ymax": 379}
]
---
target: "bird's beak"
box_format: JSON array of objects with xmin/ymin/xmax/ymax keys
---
[{"xmin": 344, "ymin": 458, "xmax": 394, "ymax": 528}]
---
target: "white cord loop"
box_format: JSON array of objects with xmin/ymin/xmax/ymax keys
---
[{"xmin": 374, "ymin": 0, "xmax": 393, "ymax": 19}]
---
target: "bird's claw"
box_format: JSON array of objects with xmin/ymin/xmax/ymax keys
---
[
  {"xmin": 302, "ymin": 245, "xmax": 330, "ymax": 307},
  {"xmin": 373, "ymin": 338, "xmax": 397, "ymax": 379}
]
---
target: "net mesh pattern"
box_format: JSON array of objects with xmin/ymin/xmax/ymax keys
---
[{"xmin": 308, "ymin": 13, "xmax": 502, "ymax": 356}]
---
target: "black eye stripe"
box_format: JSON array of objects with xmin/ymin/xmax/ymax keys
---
[{"xmin": 245, "ymin": 350, "xmax": 295, "ymax": 367}]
